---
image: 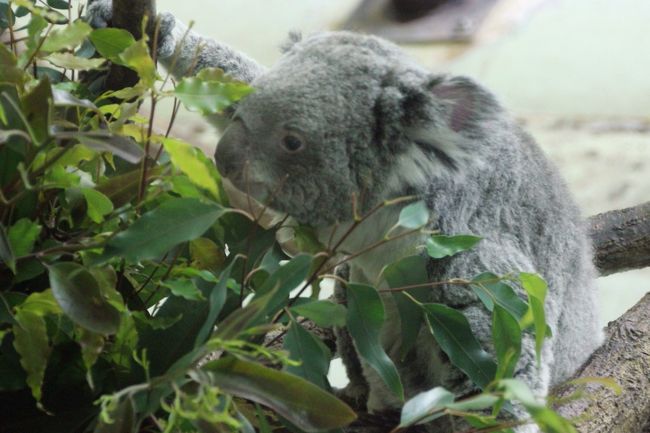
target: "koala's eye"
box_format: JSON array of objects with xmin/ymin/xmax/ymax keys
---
[{"xmin": 282, "ymin": 134, "xmax": 305, "ymax": 153}]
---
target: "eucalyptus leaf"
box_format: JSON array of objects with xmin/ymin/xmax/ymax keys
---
[
  {"xmin": 346, "ymin": 283, "xmax": 404, "ymax": 400},
  {"xmin": 174, "ymin": 75, "xmax": 254, "ymax": 115},
  {"xmin": 519, "ymin": 273, "xmax": 548, "ymax": 363},
  {"xmin": 399, "ymin": 387, "xmax": 455, "ymax": 427},
  {"xmin": 422, "ymin": 303, "xmax": 497, "ymax": 389},
  {"xmin": 255, "ymin": 254, "xmax": 313, "ymax": 318},
  {"xmin": 382, "ymin": 254, "xmax": 430, "ymax": 359},
  {"xmin": 471, "ymin": 273, "xmax": 528, "ymax": 321},
  {"xmin": 396, "ymin": 200, "xmax": 429, "ymax": 229},
  {"xmin": 283, "ymin": 320, "xmax": 331, "ymax": 389},
  {"xmin": 204, "ymin": 357, "xmax": 356, "ymax": 432},
  {"xmin": 98, "ymin": 198, "xmax": 227, "ymax": 263},
  {"xmin": 290, "ymin": 300, "xmax": 347, "ymax": 328},
  {"xmin": 118, "ymin": 38, "xmax": 156, "ymax": 87},
  {"xmin": 8, "ymin": 217, "xmax": 41, "ymax": 258},
  {"xmin": 492, "ymin": 305, "xmax": 522, "ymax": 380},
  {"xmin": 194, "ymin": 260, "xmax": 236, "ymax": 347},
  {"xmin": 426, "ymin": 234, "xmax": 481, "ymax": 259},
  {"xmin": 48, "ymin": 262, "xmax": 121, "ymax": 334}
]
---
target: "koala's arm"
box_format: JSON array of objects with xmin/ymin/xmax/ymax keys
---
[
  {"xmin": 155, "ymin": 13, "xmax": 266, "ymax": 83},
  {"xmin": 85, "ymin": 1, "xmax": 266, "ymax": 83}
]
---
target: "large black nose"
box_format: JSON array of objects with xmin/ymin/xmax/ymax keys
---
[{"xmin": 215, "ymin": 122, "xmax": 246, "ymax": 178}]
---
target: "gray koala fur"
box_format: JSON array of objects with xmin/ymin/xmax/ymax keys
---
[{"xmin": 87, "ymin": 3, "xmax": 603, "ymax": 431}]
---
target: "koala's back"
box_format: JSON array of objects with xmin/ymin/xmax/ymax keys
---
[{"xmin": 418, "ymin": 121, "xmax": 601, "ymax": 386}]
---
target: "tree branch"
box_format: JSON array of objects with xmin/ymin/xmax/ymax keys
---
[
  {"xmin": 106, "ymin": 0, "xmax": 157, "ymax": 90},
  {"xmin": 554, "ymin": 292, "xmax": 650, "ymax": 433},
  {"xmin": 589, "ymin": 201, "xmax": 650, "ymax": 276}
]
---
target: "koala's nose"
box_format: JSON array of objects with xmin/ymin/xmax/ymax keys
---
[{"xmin": 215, "ymin": 122, "xmax": 245, "ymax": 178}]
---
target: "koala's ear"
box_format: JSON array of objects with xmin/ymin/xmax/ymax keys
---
[
  {"xmin": 403, "ymin": 75, "xmax": 503, "ymax": 170},
  {"xmin": 280, "ymin": 31, "xmax": 303, "ymax": 53}
]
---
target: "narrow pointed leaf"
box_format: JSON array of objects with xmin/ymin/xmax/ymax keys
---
[
  {"xmin": 290, "ymin": 300, "xmax": 347, "ymax": 328},
  {"xmin": 13, "ymin": 310, "xmax": 50, "ymax": 403},
  {"xmin": 382, "ymin": 255, "xmax": 430, "ymax": 359},
  {"xmin": 174, "ymin": 76, "xmax": 254, "ymax": 115},
  {"xmin": 346, "ymin": 283, "xmax": 404, "ymax": 400},
  {"xmin": 194, "ymin": 260, "xmax": 235, "ymax": 347},
  {"xmin": 0, "ymin": 222, "xmax": 16, "ymax": 273},
  {"xmin": 204, "ymin": 357, "xmax": 356, "ymax": 432},
  {"xmin": 422, "ymin": 303, "xmax": 497, "ymax": 389},
  {"xmin": 519, "ymin": 273, "xmax": 548, "ymax": 363},
  {"xmin": 76, "ymin": 134, "xmax": 143, "ymax": 164},
  {"xmin": 399, "ymin": 387, "xmax": 455, "ymax": 427},
  {"xmin": 471, "ymin": 273, "xmax": 528, "ymax": 320},
  {"xmin": 283, "ymin": 320, "xmax": 331, "ymax": 389},
  {"xmin": 492, "ymin": 305, "xmax": 521, "ymax": 380},
  {"xmin": 99, "ymin": 198, "xmax": 227, "ymax": 263}
]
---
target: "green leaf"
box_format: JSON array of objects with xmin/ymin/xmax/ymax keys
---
[
  {"xmin": 174, "ymin": 75, "xmax": 254, "ymax": 115},
  {"xmin": 446, "ymin": 393, "xmax": 500, "ymax": 411},
  {"xmin": 99, "ymin": 198, "xmax": 227, "ymax": 263},
  {"xmin": 382, "ymin": 255, "xmax": 430, "ymax": 359},
  {"xmin": 189, "ymin": 237, "xmax": 225, "ymax": 271},
  {"xmin": 204, "ymin": 357, "xmax": 356, "ymax": 432},
  {"xmin": 94, "ymin": 396, "xmax": 136, "ymax": 433},
  {"xmin": 20, "ymin": 76, "xmax": 52, "ymax": 146},
  {"xmin": 290, "ymin": 300, "xmax": 347, "ymax": 328},
  {"xmin": 492, "ymin": 305, "xmax": 522, "ymax": 380},
  {"xmin": 77, "ymin": 327, "xmax": 105, "ymax": 371},
  {"xmin": 46, "ymin": 52, "xmax": 106, "ymax": 70},
  {"xmin": 89, "ymin": 28, "xmax": 136, "ymax": 62},
  {"xmin": 399, "ymin": 387, "xmax": 455, "ymax": 427},
  {"xmin": 346, "ymin": 283, "xmax": 404, "ymax": 401},
  {"xmin": 96, "ymin": 165, "xmax": 163, "ymax": 207},
  {"xmin": 8, "ymin": 218, "xmax": 41, "ymax": 258},
  {"xmin": 161, "ymin": 279, "xmax": 205, "ymax": 301},
  {"xmin": 161, "ymin": 136, "xmax": 221, "ymax": 200},
  {"xmin": 74, "ymin": 133, "xmax": 144, "ymax": 164},
  {"xmin": 48, "ymin": 262, "xmax": 121, "ymax": 334},
  {"xmin": 396, "ymin": 200, "xmax": 429, "ymax": 229},
  {"xmin": 283, "ymin": 320, "xmax": 331, "ymax": 389},
  {"xmin": 118, "ymin": 38, "xmax": 156, "ymax": 87},
  {"xmin": 41, "ymin": 21, "xmax": 91, "ymax": 52},
  {"xmin": 470, "ymin": 273, "xmax": 528, "ymax": 321},
  {"xmin": 0, "ymin": 222, "xmax": 16, "ymax": 273},
  {"xmin": 82, "ymin": 188, "xmax": 114, "ymax": 223},
  {"xmin": 194, "ymin": 260, "xmax": 236, "ymax": 347},
  {"xmin": 519, "ymin": 273, "xmax": 548, "ymax": 364},
  {"xmin": 13, "ymin": 309, "xmax": 50, "ymax": 404},
  {"xmin": 422, "ymin": 303, "xmax": 497, "ymax": 389},
  {"xmin": 255, "ymin": 254, "xmax": 313, "ymax": 318},
  {"xmin": 426, "ymin": 234, "xmax": 482, "ymax": 259}
]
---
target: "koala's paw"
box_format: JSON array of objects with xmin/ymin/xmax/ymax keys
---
[
  {"xmin": 156, "ymin": 12, "xmax": 177, "ymax": 59},
  {"xmin": 85, "ymin": 0, "xmax": 112, "ymax": 29}
]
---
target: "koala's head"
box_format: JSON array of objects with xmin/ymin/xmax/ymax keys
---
[{"xmin": 215, "ymin": 32, "xmax": 502, "ymax": 227}]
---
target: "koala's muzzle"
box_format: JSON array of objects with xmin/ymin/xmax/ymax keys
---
[{"xmin": 215, "ymin": 121, "xmax": 246, "ymax": 179}]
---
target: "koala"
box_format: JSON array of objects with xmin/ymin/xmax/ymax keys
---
[{"xmin": 87, "ymin": 3, "xmax": 602, "ymax": 432}]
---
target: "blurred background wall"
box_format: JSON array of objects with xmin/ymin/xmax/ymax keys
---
[{"xmin": 156, "ymin": 0, "xmax": 649, "ymax": 338}]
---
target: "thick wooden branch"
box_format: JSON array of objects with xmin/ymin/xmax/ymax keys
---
[
  {"xmin": 106, "ymin": 0, "xmax": 157, "ymax": 90},
  {"xmin": 554, "ymin": 292, "xmax": 650, "ymax": 433},
  {"xmin": 589, "ymin": 201, "xmax": 650, "ymax": 276}
]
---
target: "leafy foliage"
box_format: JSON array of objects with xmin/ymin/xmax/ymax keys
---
[{"xmin": 0, "ymin": 4, "xmax": 590, "ymax": 433}]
